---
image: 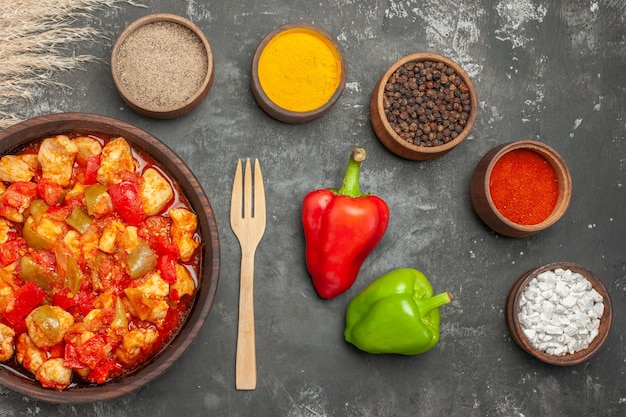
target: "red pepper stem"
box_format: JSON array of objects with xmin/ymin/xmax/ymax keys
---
[
  {"xmin": 335, "ymin": 147, "xmax": 367, "ymax": 198},
  {"xmin": 417, "ymin": 291, "xmax": 454, "ymax": 316}
]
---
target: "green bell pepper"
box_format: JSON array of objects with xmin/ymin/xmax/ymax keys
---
[
  {"xmin": 344, "ymin": 268, "xmax": 453, "ymax": 355},
  {"xmin": 66, "ymin": 207, "xmax": 93, "ymax": 234}
]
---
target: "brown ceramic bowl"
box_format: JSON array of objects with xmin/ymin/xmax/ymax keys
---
[
  {"xmin": 250, "ymin": 22, "xmax": 347, "ymax": 123},
  {"xmin": 470, "ymin": 140, "xmax": 572, "ymax": 237},
  {"xmin": 506, "ymin": 262, "xmax": 612, "ymax": 366},
  {"xmin": 370, "ymin": 52, "xmax": 478, "ymax": 160},
  {"xmin": 111, "ymin": 13, "xmax": 214, "ymax": 119},
  {"xmin": 0, "ymin": 113, "xmax": 220, "ymax": 403}
]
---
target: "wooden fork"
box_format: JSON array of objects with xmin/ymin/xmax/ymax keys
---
[{"xmin": 230, "ymin": 158, "xmax": 266, "ymax": 390}]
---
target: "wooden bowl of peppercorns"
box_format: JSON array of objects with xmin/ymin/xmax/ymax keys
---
[{"xmin": 370, "ymin": 53, "xmax": 477, "ymax": 160}]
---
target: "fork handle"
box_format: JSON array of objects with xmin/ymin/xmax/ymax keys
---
[{"xmin": 236, "ymin": 248, "xmax": 257, "ymax": 390}]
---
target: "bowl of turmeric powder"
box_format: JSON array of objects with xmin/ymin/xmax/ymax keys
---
[
  {"xmin": 470, "ymin": 140, "xmax": 572, "ymax": 237},
  {"xmin": 250, "ymin": 22, "xmax": 348, "ymax": 124}
]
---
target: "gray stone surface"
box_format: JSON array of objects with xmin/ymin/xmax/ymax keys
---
[{"xmin": 1, "ymin": 0, "xmax": 626, "ymax": 415}]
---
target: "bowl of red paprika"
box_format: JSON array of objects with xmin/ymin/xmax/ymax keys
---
[
  {"xmin": 370, "ymin": 52, "xmax": 478, "ymax": 160},
  {"xmin": 470, "ymin": 140, "xmax": 572, "ymax": 237},
  {"xmin": 0, "ymin": 113, "xmax": 220, "ymax": 403}
]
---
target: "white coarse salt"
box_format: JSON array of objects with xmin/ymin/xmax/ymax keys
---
[{"xmin": 517, "ymin": 268, "xmax": 604, "ymax": 356}]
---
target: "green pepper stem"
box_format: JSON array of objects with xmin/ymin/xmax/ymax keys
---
[
  {"xmin": 336, "ymin": 147, "xmax": 367, "ymax": 198},
  {"xmin": 417, "ymin": 291, "xmax": 454, "ymax": 316}
]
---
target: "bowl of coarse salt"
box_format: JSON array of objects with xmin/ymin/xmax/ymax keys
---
[{"xmin": 506, "ymin": 262, "xmax": 612, "ymax": 366}]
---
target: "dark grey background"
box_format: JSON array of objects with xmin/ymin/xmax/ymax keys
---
[{"xmin": 2, "ymin": 0, "xmax": 625, "ymax": 416}]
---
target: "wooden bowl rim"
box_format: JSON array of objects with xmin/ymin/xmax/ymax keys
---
[
  {"xmin": 372, "ymin": 52, "xmax": 478, "ymax": 156},
  {"xmin": 479, "ymin": 140, "xmax": 572, "ymax": 233},
  {"xmin": 0, "ymin": 112, "xmax": 220, "ymax": 403},
  {"xmin": 506, "ymin": 262, "xmax": 613, "ymax": 366},
  {"xmin": 250, "ymin": 22, "xmax": 348, "ymax": 123},
  {"xmin": 111, "ymin": 13, "xmax": 215, "ymax": 119}
]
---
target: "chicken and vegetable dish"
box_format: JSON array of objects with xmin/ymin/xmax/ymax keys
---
[{"xmin": 0, "ymin": 134, "xmax": 201, "ymax": 390}]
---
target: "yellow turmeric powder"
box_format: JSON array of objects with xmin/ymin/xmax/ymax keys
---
[{"xmin": 257, "ymin": 28, "xmax": 342, "ymax": 112}]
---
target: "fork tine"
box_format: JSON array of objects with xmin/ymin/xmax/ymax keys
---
[
  {"xmin": 230, "ymin": 159, "xmax": 243, "ymax": 224},
  {"xmin": 253, "ymin": 159, "xmax": 266, "ymax": 221},
  {"xmin": 243, "ymin": 158, "xmax": 253, "ymax": 219}
]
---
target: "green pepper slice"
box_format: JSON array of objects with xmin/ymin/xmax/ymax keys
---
[
  {"xmin": 31, "ymin": 305, "xmax": 61, "ymax": 340},
  {"xmin": 111, "ymin": 296, "xmax": 128, "ymax": 330},
  {"xmin": 65, "ymin": 207, "xmax": 93, "ymax": 234},
  {"xmin": 126, "ymin": 242, "xmax": 157, "ymax": 279},
  {"xmin": 23, "ymin": 217, "xmax": 53, "ymax": 249},
  {"xmin": 27, "ymin": 199, "xmax": 49, "ymax": 222},
  {"xmin": 84, "ymin": 184, "xmax": 109, "ymax": 216},
  {"xmin": 65, "ymin": 255, "xmax": 84, "ymax": 295},
  {"xmin": 19, "ymin": 256, "xmax": 58, "ymax": 291}
]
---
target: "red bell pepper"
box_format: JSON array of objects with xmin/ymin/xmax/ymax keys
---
[
  {"xmin": 152, "ymin": 235, "xmax": 179, "ymax": 284},
  {"xmin": 3, "ymin": 281, "xmax": 46, "ymax": 332},
  {"xmin": 108, "ymin": 181, "xmax": 145, "ymax": 226},
  {"xmin": 302, "ymin": 148, "xmax": 389, "ymax": 299},
  {"xmin": 36, "ymin": 178, "xmax": 64, "ymax": 206},
  {"xmin": 87, "ymin": 359, "xmax": 121, "ymax": 384},
  {"xmin": 83, "ymin": 154, "xmax": 101, "ymax": 186},
  {"xmin": 0, "ymin": 237, "xmax": 26, "ymax": 267},
  {"xmin": 2, "ymin": 181, "xmax": 37, "ymax": 210}
]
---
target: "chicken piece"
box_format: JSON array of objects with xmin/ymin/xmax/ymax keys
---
[
  {"xmin": 117, "ymin": 225, "xmax": 140, "ymax": 254},
  {"xmin": 29, "ymin": 216, "xmax": 65, "ymax": 245},
  {"xmin": 37, "ymin": 135, "xmax": 79, "ymax": 187},
  {"xmin": 0, "ymin": 218, "xmax": 9, "ymax": 244},
  {"xmin": 0, "ymin": 323, "xmax": 15, "ymax": 362},
  {"xmin": 72, "ymin": 136, "xmax": 102, "ymax": 165},
  {"xmin": 98, "ymin": 220, "xmax": 126, "ymax": 254},
  {"xmin": 25, "ymin": 306, "xmax": 75, "ymax": 349},
  {"xmin": 0, "ymin": 204, "xmax": 22, "ymax": 223},
  {"xmin": 123, "ymin": 271, "xmax": 170, "ymax": 323},
  {"xmin": 63, "ymin": 182, "xmax": 86, "ymax": 205},
  {"xmin": 171, "ymin": 264, "xmax": 196, "ymax": 299},
  {"xmin": 168, "ymin": 208, "xmax": 200, "ymax": 262},
  {"xmin": 96, "ymin": 137, "xmax": 136, "ymax": 185},
  {"xmin": 16, "ymin": 333, "xmax": 47, "ymax": 375},
  {"xmin": 141, "ymin": 168, "xmax": 174, "ymax": 216},
  {"xmin": 115, "ymin": 327, "xmax": 158, "ymax": 365},
  {"xmin": 36, "ymin": 358, "xmax": 72, "ymax": 390},
  {"xmin": 62, "ymin": 230, "xmax": 82, "ymax": 259},
  {"xmin": 80, "ymin": 226, "xmax": 101, "ymax": 261},
  {"xmin": 0, "ymin": 154, "xmax": 38, "ymax": 182},
  {"xmin": 135, "ymin": 272, "xmax": 170, "ymax": 298},
  {"xmin": 0, "ymin": 275, "xmax": 15, "ymax": 314},
  {"xmin": 124, "ymin": 288, "xmax": 169, "ymax": 323}
]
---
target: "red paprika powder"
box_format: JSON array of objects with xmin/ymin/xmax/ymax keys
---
[{"xmin": 489, "ymin": 148, "xmax": 558, "ymax": 225}]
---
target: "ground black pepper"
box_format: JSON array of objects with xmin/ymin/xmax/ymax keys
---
[
  {"xmin": 383, "ymin": 60, "xmax": 473, "ymax": 147},
  {"xmin": 116, "ymin": 21, "xmax": 208, "ymax": 110}
]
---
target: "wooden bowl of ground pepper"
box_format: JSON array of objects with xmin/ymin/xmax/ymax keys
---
[
  {"xmin": 370, "ymin": 52, "xmax": 478, "ymax": 160},
  {"xmin": 111, "ymin": 13, "xmax": 214, "ymax": 119},
  {"xmin": 250, "ymin": 23, "xmax": 347, "ymax": 124},
  {"xmin": 470, "ymin": 140, "xmax": 572, "ymax": 237}
]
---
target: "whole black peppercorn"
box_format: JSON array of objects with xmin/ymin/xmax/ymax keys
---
[{"xmin": 382, "ymin": 59, "xmax": 473, "ymax": 147}]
